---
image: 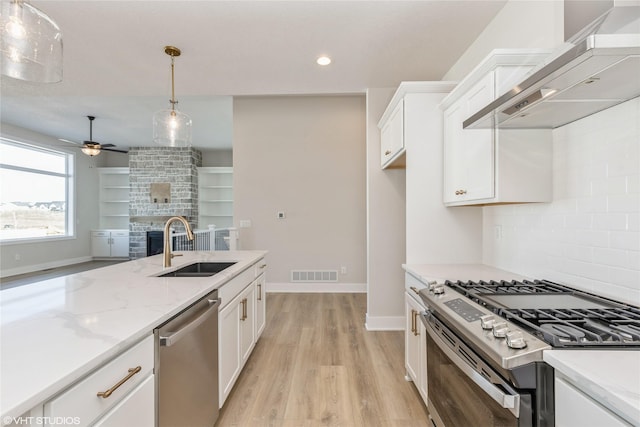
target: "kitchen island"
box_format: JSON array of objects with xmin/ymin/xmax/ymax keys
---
[{"xmin": 0, "ymin": 250, "xmax": 266, "ymax": 425}]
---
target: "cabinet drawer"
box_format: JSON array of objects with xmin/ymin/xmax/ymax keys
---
[
  {"xmin": 91, "ymin": 231, "xmax": 109, "ymax": 238},
  {"xmin": 111, "ymin": 231, "xmax": 129, "ymax": 238},
  {"xmin": 254, "ymin": 259, "xmax": 267, "ymax": 277},
  {"xmin": 44, "ymin": 335, "xmax": 154, "ymax": 426},
  {"xmin": 219, "ymin": 265, "xmax": 256, "ymax": 309}
]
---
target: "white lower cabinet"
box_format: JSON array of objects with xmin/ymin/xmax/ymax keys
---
[
  {"xmin": 43, "ymin": 335, "xmax": 154, "ymax": 427},
  {"xmin": 555, "ymin": 375, "xmax": 630, "ymax": 427},
  {"xmin": 255, "ymin": 273, "xmax": 266, "ymax": 337},
  {"xmin": 93, "ymin": 375, "xmax": 154, "ymax": 427},
  {"xmin": 405, "ymin": 291, "xmax": 427, "ymax": 404},
  {"xmin": 218, "ymin": 260, "xmax": 267, "ymax": 407},
  {"xmin": 91, "ymin": 230, "xmax": 129, "ymax": 259}
]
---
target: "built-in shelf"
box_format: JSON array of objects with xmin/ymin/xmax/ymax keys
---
[
  {"xmin": 98, "ymin": 168, "xmax": 130, "ymax": 230},
  {"xmin": 198, "ymin": 167, "xmax": 233, "ymax": 229}
]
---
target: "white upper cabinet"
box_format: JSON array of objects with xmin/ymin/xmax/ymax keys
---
[
  {"xmin": 379, "ymin": 99, "xmax": 405, "ymax": 169},
  {"xmin": 441, "ymin": 50, "xmax": 553, "ymax": 206}
]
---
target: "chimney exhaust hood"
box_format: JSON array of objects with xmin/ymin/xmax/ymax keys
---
[{"xmin": 464, "ymin": 3, "xmax": 640, "ymax": 130}]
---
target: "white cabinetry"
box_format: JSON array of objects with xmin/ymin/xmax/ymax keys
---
[
  {"xmin": 555, "ymin": 374, "xmax": 630, "ymax": 427},
  {"xmin": 98, "ymin": 168, "xmax": 129, "ymax": 229},
  {"xmin": 255, "ymin": 272, "xmax": 266, "ymax": 337},
  {"xmin": 404, "ymin": 273, "xmax": 428, "ymax": 405},
  {"xmin": 379, "ymin": 99, "xmax": 405, "ymax": 168},
  {"xmin": 218, "ymin": 259, "xmax": 266, "ymax": 407},
  {"xmin": 198, "ymin": 167, "xmax": 233, "ymax": 228},
  {"xmin": 44, "ymin": 335, "xmax": 154, "ymax": 427},
  {"xmin": 441, "ymin": 50, "xmax": 552, "ymax": 206},
  {"xmin": 91, "ymin": 230, "xmax": 129, "ymax": 259}
]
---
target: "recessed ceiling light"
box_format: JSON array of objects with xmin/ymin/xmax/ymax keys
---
[{"xmin": 316, "ymin": 56, "xmax": 331, "ymax": 66}]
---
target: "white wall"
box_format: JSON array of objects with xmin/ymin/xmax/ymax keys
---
[
  {"xmin": 484, "ymin": 98, "xmax": 640, "ymax": 305},
  {"xmin": 0, "ymin": 123, "xmax": 102, "ymax": 276},
  {"xmin": 443, "ymin": 0, "xmax": 563, "ymax": 81},
  {"xmin": 365, "ymin": 87, "xmax": 406, "ymax": 329},
  {"xmin": 233, "ymin": 95, "xmax": 367, "ymax": 290}
]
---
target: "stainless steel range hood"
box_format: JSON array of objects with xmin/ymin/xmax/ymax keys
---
[{"xmin": 464, "ymin": 4, "xmax": 640, "ymax": 129}]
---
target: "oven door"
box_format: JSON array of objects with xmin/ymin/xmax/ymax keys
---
[{"xmin": 422, "ymin": 310, "xmax": 532, "ymax": 427}]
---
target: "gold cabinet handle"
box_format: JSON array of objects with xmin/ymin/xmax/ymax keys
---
[
  {"xmin": 413, "ymin": 311, "xmax": 420, "ymax": 336},
  {"xmin": 259, "ymin": 264, "xmax": 267, "ymax": 269},
  {"xmin": 240, "ymin": 298, "xmax": 248, "ymax": 321},
  {"xmin": 411, "ymin": 309, "xmax": 416, "ymax": 335},
  {"xmin": 257, "ymin": 283, "xmax": 262, "ymax": 301},
  {"xmin": 410, "ymin": 286, "xmax": 419, "ymax": 295},
  {"xmin": 384, "ymin": 150, "xmax": 392, "ymax": 156},
  {"xmin": 97, "ymin": 366, "xmax": 142, "ymax": 398},
  {"xmin": 455, "ymin": 189, "xmax": 468, "ymax": 196}
]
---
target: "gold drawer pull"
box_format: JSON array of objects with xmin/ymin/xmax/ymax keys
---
[
  {"xmin": 257, "ymin": 283, "xmax": 262, "ymax": 301},
  {"xmin": 97, "ymin": 366, "xmax": 142, "ymax": 398},
  {"xmin": 410, "ymin": 286, "xmax": 419, "ymax": 294},
  {"xmin": 259, "ymin": 264, "xmax": 267, "ymax": 269},
  {"xmin": 385, "ymin": 150, "xmax": 392, "ymax": 155}
]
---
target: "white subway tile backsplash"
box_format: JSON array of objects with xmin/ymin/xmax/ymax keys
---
[{"xmin": 483, "ymin": 98, "xmax": 640, "ymax": 305}]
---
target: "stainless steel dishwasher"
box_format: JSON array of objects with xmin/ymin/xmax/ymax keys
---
[{"xmin": 155, "ymin": 289, "xmax": 220, "ymax": 427}]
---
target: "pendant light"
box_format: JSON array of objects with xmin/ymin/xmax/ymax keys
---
[
  {"xmin": 0, "ymin": 0, "xmax": 63, "ymax": 83},
  {"xmin": 153, "ymin": 46, "xmax": 192, "ymax": 147}
]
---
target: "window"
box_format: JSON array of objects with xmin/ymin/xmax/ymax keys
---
[{"xmin": 0, "ymin": 138, "xmax": 74, "ymax": 242}]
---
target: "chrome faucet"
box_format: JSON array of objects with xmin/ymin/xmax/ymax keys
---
[{"xmin": 163, "ymin": 216, "xmax": 195, "ymax": 268}]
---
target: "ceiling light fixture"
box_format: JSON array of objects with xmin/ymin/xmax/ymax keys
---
[
  {"xmin": 317, "ymin": 56, "xmax": 331, "ymax": 66},
  {"xmin": 0, "ymin": 0, "xmax": 63, "ymax": 83},
  {"xmin": 153, "ymin": 45, "xmax": 192, "ymax": 147}
]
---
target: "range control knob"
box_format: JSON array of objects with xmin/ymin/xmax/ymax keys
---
[
  {"xmin": 480, "ymin": 315, "xmax": 496, "ymax": 330},
  {"xmin": 492, "ymin": 321, "xmax": 509, "ymax": 338},
  {"xmin": 506, "ymin": 331, "xmax": 527, "ymax": 349},
  {"xmin": 431, "ymin": 284, "xmax": 445, "ymax": 295}
]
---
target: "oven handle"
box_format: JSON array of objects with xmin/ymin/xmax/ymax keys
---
[{"xmin": 421, "ymin": 311, "xmax": 520, "ymax": 418}]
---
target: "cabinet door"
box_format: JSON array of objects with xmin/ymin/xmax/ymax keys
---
[
  {"xmin": 219, "ymin": 300, "xmax": 241, "ymax": 406},
  {"xmin": 240, "ymin": 284, "xmax": 256, "ymax": 365},
  {"xmin": 91, "ymin": 232, "xmax": 112, "ymax": 258},
  {"xmin": 110, "ymin": 232, "xmax": 129, "ymax": 258},
  {"xmin": 380, "ymin": 99, "xmax": 404, "ymax": 167},
  {"xmin": 93, "ymin": 375, "xmax": 154, "ymax": 427},
  {"xmin": 443, "ymin": 99, "xmax": 466, "ymax": 204},
  {"xmin": 405, "ymin": 293, "xmax": 427, "ymax": 402},
  {"xmin": 443, "ymin": 72, "xmax": 495, "ymax": 204},
  {"xmin": 463, "ymin": 72, "xmax": 494, "ymax": 201},
  {"xmin": 555, "ymin": 376, "xmax": 629, "ymax": 427},
  {"xmin": 255, "ymin": 274, "xmax": 266, "ymax": 338}
]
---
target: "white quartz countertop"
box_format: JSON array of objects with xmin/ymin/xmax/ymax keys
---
[
  {"xmin": 0, "ymin": 250, "xmax": 266, "ymax": 422},
  {"xmin": 403, "ymin": 263, "xmax": 528, "ymax": 283},
  {"xmin": 544, "ymin": 350, "xmax": 640, "ymax": 425}
]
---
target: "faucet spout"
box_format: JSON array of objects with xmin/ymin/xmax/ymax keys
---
[{"xmin": 163, "ymin": 216, "xmax": 195, "ymax": 268}]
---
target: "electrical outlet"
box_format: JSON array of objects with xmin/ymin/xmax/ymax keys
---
[
  {"xmin": 494, "ymin": 225, "xmax": 502, "ymax": 240},
  {"xmin": 240, "ymin": 220, "xmax": 252, "ymax": 228},
  {"xmin": 15, "ymin": 253, "xmax": 21, "ymax": 261},
  {"xmin": 340, "ymin": 266, "xmax": 347, "ymax": 275}
]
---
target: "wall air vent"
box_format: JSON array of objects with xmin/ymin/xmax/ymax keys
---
[{"xmin": 291, "ymin": 270, "xmax": 338, "ymax": 282}]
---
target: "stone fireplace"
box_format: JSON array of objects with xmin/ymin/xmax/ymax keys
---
[{"xmin": 128, "ymin": 147, "xmax": 202, "ymax": 259}]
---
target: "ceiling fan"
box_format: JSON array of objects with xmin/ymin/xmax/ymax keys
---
[{"xmin": 61, "ymin": 116, "xmax": 129, "ymax": 156}]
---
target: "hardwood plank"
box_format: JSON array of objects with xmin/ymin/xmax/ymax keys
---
[{"xmin": 215, "ymin": 293, "xmax": 430, "ymax": 427}]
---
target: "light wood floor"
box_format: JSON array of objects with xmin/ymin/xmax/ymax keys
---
[{"xmin": 215, "ymin": 293, "xmax": 430, "ymax": 427}]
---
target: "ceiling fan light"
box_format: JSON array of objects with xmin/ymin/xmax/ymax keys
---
[
  {"xmin": 81, "ymin": 146, "xmax": 101, "ymax": 156},
  {"xmin": 0, "ymin": 0, "xmax": 63, "ymax": 83}
]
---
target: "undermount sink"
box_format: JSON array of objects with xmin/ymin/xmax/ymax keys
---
[{"xmin": 158, "ymin": 262, "xmax": 237, "ymax": 278}]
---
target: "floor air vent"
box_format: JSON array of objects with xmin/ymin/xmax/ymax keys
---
[{"xmin": 291, "ymin": 270, "xmax": 338, "ymax": 282}]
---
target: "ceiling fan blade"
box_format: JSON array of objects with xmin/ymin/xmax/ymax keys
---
[
  {"xmin": 101, "ymin": 143, "xmax": 116, "ymax": 148},
  {"xmin": 58, "ymin": 138, "xmax": 81, "ymax": 146},
  {"xmin": 102, "ymin": 147, "xmax": 129, "ymax": 154}
]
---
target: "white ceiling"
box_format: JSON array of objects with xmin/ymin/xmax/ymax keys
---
[{"xmin": 0, "ymin": 0, "xmax": 508, "ymax": 151}]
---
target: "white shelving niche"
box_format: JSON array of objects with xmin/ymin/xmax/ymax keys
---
[
  {"xmin": 198, "ymin": 167, "xmax": 234, "ymax": 229},
  {"xmin": 98, "ymin": 167, "xmax": 130, "ymax": 229}
]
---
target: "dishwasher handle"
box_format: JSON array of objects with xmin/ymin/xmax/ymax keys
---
[{"xmin": 160, "ymin": 298, "xmax": 221, "ymax": 347}]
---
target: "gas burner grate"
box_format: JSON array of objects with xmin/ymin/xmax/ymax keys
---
[{"xmin": 445, "ymin": 279, "xmax": 640, "ymax": 348}]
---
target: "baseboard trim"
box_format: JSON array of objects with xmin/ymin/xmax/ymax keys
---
[
  {"xmin": 0, "ymin": 256, "xmax": 94, "ymax": 279},
  {"xmin": 365, "ymin": 313, "xmax": 405, "ymax": 331},
  {"xmin": 266, "ymin": 282, "xmax": 366, "ymax": 293}
]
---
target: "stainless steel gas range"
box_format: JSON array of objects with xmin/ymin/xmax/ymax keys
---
[{"xmin": 418, "ymin": 278, "xmax": 640, "ymax": 427}]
